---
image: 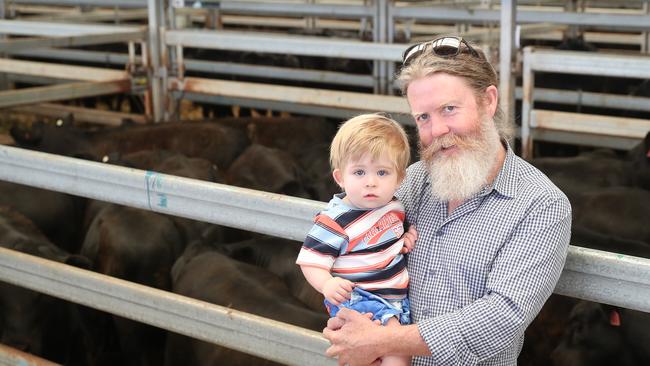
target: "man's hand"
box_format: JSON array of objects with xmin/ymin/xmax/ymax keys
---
[
  {"xmin": 401, "ymin": 225, "xmax": 418, "ymax": 254},
  {"xmin": 322, "ymin": 277, "xmax": 354, "ymax": 305},
  {"xmin": 323, "ymin": 308, "xmax": 385, "ymax": 366}
]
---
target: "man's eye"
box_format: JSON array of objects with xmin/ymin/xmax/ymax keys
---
[
  {"xmin": 415, "ymin": 113, "xmax": 429, "ymax": 124},
  {"xmin": 442, "ymin": 105, "xmax": 456, "ymax": 113},
  {"xmin": 353, "ymin": 170, "xmax": 365, "ymax": 176}
]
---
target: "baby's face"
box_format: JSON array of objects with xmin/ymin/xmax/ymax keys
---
[{"xmin": 334, "ymin": 153, "xmax": 401, "ymax": 209}]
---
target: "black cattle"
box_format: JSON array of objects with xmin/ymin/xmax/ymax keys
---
[
  {"xmin": 520, "ymin": 294, "xmax": 580, "ymax": 366},
  {"xmin": 296, "ymin": 142, "xmax": 340, "ymax": 202},
  {"xmin": 551, "ymin": 301, "xmax": 650, "ymax": 366},
  {"xmin": 531, "ymin": 132, "xmax": 650, "ymax": 197},
  {"xmin": 627, "ymin": 131, "xmax": 650, "ymax": 190},
  {"xmin": 11, "ymin": 120, "xmax": 250, "ymax": 171},
  {"xmin": 571, "ymin": 187, "xmax": 650, "ymax": 248},
  {"xmin": 10, "ymin": 117, "xmax": 91, "ymax": 157},
  {"xmin": 0, "ymin": 206, "xmax": 89, "ymax": 365},
  {"xmin": 531, "ymin": 149, "xmax": 629, "ymax": 200},
  {"xmin": 226, "ymin": 143, "xmax": 311, "ymax": 198},
  {"xmin": 165, "ymin": 243, "xmax": 328, "ymax": 366},
  {"xmin": 220, "ymin": 236, "xmax": 324, "ymax": 312},
  {"xmin": 0, "ymin": 181, "xmax": 86, "ymax": 253},
  {"xmin": 79, "ymin": 203, "xmax": 186, "ymax": 366}
]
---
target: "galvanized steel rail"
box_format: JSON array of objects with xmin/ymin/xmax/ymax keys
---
[
  {"xmin": 0, "ymin": 145, "xmax": 324, "ymax": 241},
  {"xmin": 0, "ymin": 247, "xmax": 333, "ymax": 366},
  {"xmin": 1, "ymin": 145, "xmax": 650, "ymax": 312}
]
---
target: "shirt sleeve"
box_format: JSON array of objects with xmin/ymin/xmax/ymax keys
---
[
  {"xmin": 296, "ymin": 213, "xmax": 349, "ymax": 270},
  {"xmin": 417, "ymin": 195, "xmax": 572, "ymax": 365}
]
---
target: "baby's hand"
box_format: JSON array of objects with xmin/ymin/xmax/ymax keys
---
[
  {"xmin": 400, "ymin": 225, "xmax": 417, "ymax": 254},
  {"xmin": 322, "ymin": 277, "xmax": 354, "ymax": 305}
]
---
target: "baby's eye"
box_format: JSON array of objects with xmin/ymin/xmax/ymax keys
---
[
  {"xmin": 377, "ymin": 170, "xmax": 390, "ymax": 177},
  {"xmin": 353, "ymin": 169, "xmax": 365, "ymax": 176}
]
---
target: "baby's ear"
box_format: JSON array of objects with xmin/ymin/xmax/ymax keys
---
[{"xmin": 332, "ymin": 169, "xmax": 344, "ymax": 188}]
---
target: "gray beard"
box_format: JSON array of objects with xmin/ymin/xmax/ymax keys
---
[{"xmin": 422, "ymin": 118, "xmax": 501, "ymax": 202}]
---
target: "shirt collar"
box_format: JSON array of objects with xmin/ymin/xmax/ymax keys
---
[{"xmin": 483, "ymin": 141, "xmax": 518, "ymax": 199}]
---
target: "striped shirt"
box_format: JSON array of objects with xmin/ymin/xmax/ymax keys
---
[
  {"xmin": 398, "ymin": 144, "xmax": 571, "ymax": 366},
  {"xmin": 296, "ymin": 194, "xmax": 409, "ymax": 299}
]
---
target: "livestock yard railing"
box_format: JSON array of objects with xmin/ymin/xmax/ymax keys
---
[
  {"xmin": 521, "ymin": 47, "xmax": 650, "ymax": 159},
  {"xmin": 1, "ymin": 145, "xmax": 650, "ymax": 365}
]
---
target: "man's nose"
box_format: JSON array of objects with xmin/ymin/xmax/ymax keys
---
[
  {"xmin": 429, "ymin": 121, "xmax": 450, "ymax": 138},
  {"xmin": 419, "ymin": 121, "xmax": 450, "ymax": 145}
]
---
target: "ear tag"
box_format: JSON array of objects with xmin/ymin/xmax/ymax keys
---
[{"xmin": 609, "ymin": 310, "xmax": 621, "ymax": 327}]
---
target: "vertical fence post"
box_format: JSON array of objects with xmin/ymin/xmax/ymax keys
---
[
  {"xmin": 375, "ymin": 0, "xmax": 388, "ymax": 95},
  {"xmin": 0, "ymin": 0, "xmax": 9, "ymax": 91},
  {"xmin": 499, "ymin": 0, "xmax": 516, "ymax": 144},
  {"xmin": 643, "ymin": 2, "xmax": 649, "ymax": 54},
  {"xmin": 148, "ymin": 0, "xmax": 166, "ymax": 122}
]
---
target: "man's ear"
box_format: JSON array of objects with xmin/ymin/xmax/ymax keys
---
[
  {"xmin": 332, "ymin": 169, "xmax": 344, "ymax": 188},
  {"xmin": 484, "ymin": 85, "xmax": 498, "ymax": 117}
]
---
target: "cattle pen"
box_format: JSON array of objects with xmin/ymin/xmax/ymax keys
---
[{"xmin": 1, "ymin": 0, "xmax": 650, "ymax": 365}]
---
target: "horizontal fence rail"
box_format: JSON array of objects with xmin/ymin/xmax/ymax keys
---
[
  {"xmin": 0, "ymin": 145, "xmax": 325, "ymax": 242},
  {"xmin": 1, "ymin": 145, "xmax": 650, "ymax": 313},
  {"xmin": 0, "ymin": 247, "xmax": 334, "ymax": 366},
  {"xmin": 165, "ymin": 29, "xmax": 405, "ymax": 62}
]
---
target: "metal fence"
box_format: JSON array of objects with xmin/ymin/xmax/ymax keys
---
[{"xmin": 1, "ymin": 144, "xmax": 650, "ymax": 365}]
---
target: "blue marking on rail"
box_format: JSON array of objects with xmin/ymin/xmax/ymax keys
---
[{"xmin": 145, "ymin": 171, "xmax": 168, "ymax": 209}]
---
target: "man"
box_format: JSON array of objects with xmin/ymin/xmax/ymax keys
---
[{"xmin": 323, "ymin": 36, "xmax": 572, "ymax": 366}]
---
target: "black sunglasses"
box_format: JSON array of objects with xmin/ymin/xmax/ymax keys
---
[{"xmin": 402, "ymin": 36, "xmax": 480, "ymax": 66}]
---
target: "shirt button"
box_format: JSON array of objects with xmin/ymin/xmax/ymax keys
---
[
  {"xmin": 436, "ymin": 230, "xmax": 444, "ymax": 236},
  {"xmin": 428, "ymin": 269, "xmax": 436, "ymax": 277}
]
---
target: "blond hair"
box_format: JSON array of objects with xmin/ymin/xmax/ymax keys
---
[
  {"xmin": 330, "ymin": 113, "xmax": 410, "ymax": 179},
  {"xmin": 396, "ymin": 40, "xmax": 513, "ymax": 140}
]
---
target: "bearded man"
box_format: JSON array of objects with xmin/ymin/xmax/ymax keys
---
[{"xmin": 323, "ymin": 36, "xmax": 572, "ymax": 366}]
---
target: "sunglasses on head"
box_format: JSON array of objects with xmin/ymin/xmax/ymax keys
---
[{"xmin": 402, "ymin": 36, "xmax": 480, "ymax": 66}]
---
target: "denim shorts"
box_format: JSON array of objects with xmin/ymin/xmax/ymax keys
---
[{"xmin": 324, "ymin": 287, "xmax": 411, "ymax": 325}]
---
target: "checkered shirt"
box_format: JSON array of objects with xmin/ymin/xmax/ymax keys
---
[{"xmin": 396, "ymin": 145, "xmax": 572, "ymax": 366}]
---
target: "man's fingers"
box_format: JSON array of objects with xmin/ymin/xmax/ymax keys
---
[
  {"xmin": 325, "ymin": 343, "xmax": 340, "ymax": 358},
  {"xmin": 326, "ymin": 316, "xmax": 344, "ymax": 331}
]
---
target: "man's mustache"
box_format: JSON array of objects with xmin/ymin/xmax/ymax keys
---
[{"xmin": 420, "ymin": 131, "xmax": 483, "ymax": 161}]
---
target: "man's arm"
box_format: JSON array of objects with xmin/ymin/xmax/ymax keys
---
[{"xmin": 415, "ymin": 196, "xmax": 572, "ymax": 364}]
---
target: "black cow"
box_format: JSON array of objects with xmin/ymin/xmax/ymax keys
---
[
  {"xmin": 11, "ymin": 120, "xmax": 250, "ymax": 171},
  {"xmin": 551, "ymin": 301, "xmax": 650, "ymax": 366},
  {"xmin": 226, "ymin": 143, "xmax": 311, "ymax": 198},
  {"xmin": 78, "ymin": 203, "xmax": 186, "ymax": 366},
  {"xmin": 521, "ymin": 294, "xmax": 579, "ymax": 366},
  {"xmin": 220, "ymin": 236, "xmax": 325, "ymax": 312},
  {"xmin": 79, "ymin": 203, "xmax": 184, "ymax": 366},
  {"xmin": 531, "ymin": 132, "xmax": 650, "ymax": 198},
  {"xmin": 571, "ymin": 187, "xmax": 650, "ymax": 248},
  {"xmin": 0, "ymin": 206, "xmax": 89, "ymax": 365},
  {"xmin": 0, "ymin": 181, "xmax": 86, "ymax": 253},
  {"xmin": 102, "ymin": 149, "xmax": 228, "ymax": 245},
  {"xmin": 627, "ymin": 131, "xmax": 650, "ymax": 190},
  {"xmin": 165, "ymin": 243, "xmax": 328, "ymax": 366}
]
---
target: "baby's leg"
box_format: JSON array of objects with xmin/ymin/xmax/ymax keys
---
[{"xmin": 379, "ymin": 317, "xmax": 411, "ymax": 366}]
